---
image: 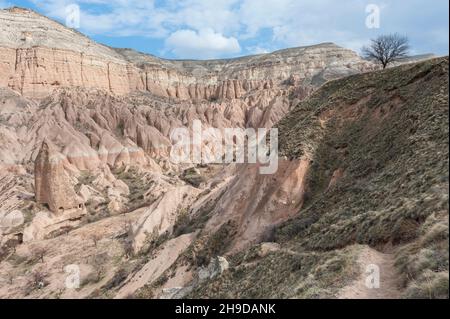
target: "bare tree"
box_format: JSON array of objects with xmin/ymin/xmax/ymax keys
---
[
  {"xmin": 89, "ymin": 233, "xmax": 102, "ymax": 248},
  {"xmin": 362, "ymin": 34, "xmax": 410, "ymax": 69},
  {"xmin": 123, "ymin": 238, "xmax": 135, "ymax": 258},
  {"xmin": 120, "ymin": 219, "xmax": 133, "ymax": 238},
  {"xmin": 90, "ymin": 253, "xmax": 107, "ymax": 282},
  {"xmin": 5, "ymin": 271, "xmax": 15, "ymax": 285}
]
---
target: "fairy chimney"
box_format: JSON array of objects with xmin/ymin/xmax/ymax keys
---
[{"xmin": 34, "ymin": 139, "xmax": 82, "ymax": 213}]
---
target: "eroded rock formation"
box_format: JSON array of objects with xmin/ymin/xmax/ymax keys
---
[
  {"xmin": 0, "ymin": 8, "xmax": 375, "ymax": 99},
  {"xmin": 0, "ymin": 7, "xmax": 446, "ymax": 300},
  {"xmin": 34, "ymin": 139, "xmax": 82, "ymax": 213}
]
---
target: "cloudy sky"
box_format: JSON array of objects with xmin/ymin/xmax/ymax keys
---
[{"xmin": 1, "ymin": 0, "xmax": 448, "ymax": 59}]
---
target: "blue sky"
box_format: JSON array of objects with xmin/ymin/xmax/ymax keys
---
[{"xmin": 1, "ymin": 0, "xmax": 448, "ymax": 59}]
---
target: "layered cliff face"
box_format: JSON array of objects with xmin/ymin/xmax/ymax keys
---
[
  {"xmin": 0, "ymin": 8, "xmax": 374, "ymax": 99},
  {"xmin": 0, "ymin": 7, "xmax": 377, "ymax": 178},
  {"xmin": 0, "ymin": 8, "xmax": 447, "ymax": 300}
]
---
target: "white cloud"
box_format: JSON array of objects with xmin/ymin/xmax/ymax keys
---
[
  {"xmin": 165, "ymin": 0, "xmax": 241, "ymax": 35},
  {"xmin": 30, "ymin": 0, "xmax": 170, "ymax": 37},
  {"xmin": 165, "ymin": 28, "xmax": 241, "ymax": 59},
  {"xmin": 246, "ymin": 46, "xmax": 270, "ymax": 55},
  {"xmin": 26, "ymin": 0, "xmax": 450, "ymax": 58},
  {"xmin": 238, "ymin": 0, "xmax": 298, "ymax": 38}
]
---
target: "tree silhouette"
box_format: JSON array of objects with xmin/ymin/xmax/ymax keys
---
[{"xmin": 362, "ymin": 34, "xmax": 410, "ymax": 69}]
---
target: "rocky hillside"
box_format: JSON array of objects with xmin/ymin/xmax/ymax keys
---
[
  {"xmin": 0, "ymin": 7, "xmax": 373, "ymax": 99},
  {"xmin": 185, "ymin": 57, "xmax": 449, "ymax": 299},
  {"xmin": 0, "ymin": 7, "xmax": 447, "ymax": 299}
]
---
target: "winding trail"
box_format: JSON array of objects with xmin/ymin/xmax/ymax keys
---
[{"xmin": 337, "ymin": 246, "xmax": 402, "ymax": 299}]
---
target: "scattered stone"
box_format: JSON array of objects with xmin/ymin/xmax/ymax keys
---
[{"xmin": 198, "ymin": 256, "xmax": 230, "ymax": 280}]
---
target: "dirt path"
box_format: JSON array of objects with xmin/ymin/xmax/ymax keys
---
[{"xmin": 337, "ymin": 246, "xmax": 402, "ymax": 299}]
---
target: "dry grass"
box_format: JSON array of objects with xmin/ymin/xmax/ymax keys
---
[{"xmin": 186, "ymin": 58, "xmax": 449, "ymax": 299}]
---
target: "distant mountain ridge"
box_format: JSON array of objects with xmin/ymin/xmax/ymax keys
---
[{"xmin": 0, "ymin": 7, "xmax": 375, "ymax": 98}]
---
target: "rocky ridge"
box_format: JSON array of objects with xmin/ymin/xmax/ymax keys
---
[{"xmin": 0, "ymin": 8, "xmax": 374, "ymax": 99}]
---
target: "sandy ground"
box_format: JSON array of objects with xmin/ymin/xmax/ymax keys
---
[{"xmin": 337, "ymin": 246, "xmax": 401, "ymax": 299}]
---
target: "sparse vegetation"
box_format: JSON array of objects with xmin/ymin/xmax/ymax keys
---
[
  {"xmin": 101, "ymin": 267, "xmax": 129, "ymax": 291},
  {"xmin": 114, "ymin": 166, "xmax": 153, "ymax": 212},
  {"xmin": 189, "ymin": 58, "xmax": 449, "ymax": 299},
  {"xmin": 0, "ymin": 21, "xmax": 446, "ymax": 300},
  {"xmin": 276, "ymin": 58, "xmax": 448, "ymax": 251},
  {"xmin": 172, "ymin": 209, "xmax": 191, "ymax": 237},
  {"xmin": 75, "ymin": 171, "xmax": 96, "ymax": 192},
  {"xmin": 90, "ymin": 253, "xmax": 108, "ymax": 283},
  {"xmin": 172, "ymin": 192, "xmax": 223, "ymax": 238},
  {"xmin": 394, "ymin": 212, "xmax": 449, "ymax": 298},
  {"xmin": 180, "ymin": 167, "xmax": 204, "ymax": 188},
  {"xmin": 188, "ymin": 246, "xmax": 360, "ymax": 298},
  {"xmin": 122, "ymin": 238, "xmax": 135, "ymax": 259},
  {"xmin": 5, "ymin": 271, "xmax": 15, "ymax": 285},
  {"xmin": 24, "ymin": 269, "xmax": 49, "ymax": 295},
  {"xmin": 89, "ymin": 233, "xmax": 102, "ymax": 248},
  {"xmin": 138, "ymin": 228, "xmax": 171, "ymax": 257},
  {"xmin": 119, "ymin": 219, "xmax": 135, "ymax": 258},
  {"xmin": 190, "ymin": 221, "xmax": 237, "ymax": 267},
  {"xmin": 31, "ymin": 245, "xmax": 49, "ymax": 263}
]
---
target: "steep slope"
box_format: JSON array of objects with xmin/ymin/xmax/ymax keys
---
[{"xmin": 173, "ymin": 57, "xmax": 448, "ymax": 299}]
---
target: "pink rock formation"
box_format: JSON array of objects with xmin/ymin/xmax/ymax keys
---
[
  {"xmin": 0, "ymin": 7, "xmax": 445, "ymax": 300},
  {"xmin": 34, "ymin": 140, "xmax": 82, "ymax": 213},
  {"xmin": 0, "ymin": 8, "xmax": 375, "ymax": 99}
]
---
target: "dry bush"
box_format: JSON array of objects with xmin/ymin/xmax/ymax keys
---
[
  {"xmin": 31, "ymin": 245, "xmax": 49, "ymax": 263},
  {"xmin": 90, "ymin": 253, "xmax": 108, "ymax": 282},
  {"xmin": 89, "ymin": 233, "xmax": 102, "ymax": 248},
  {"xmin": 24, "ymin": 269, "xmax": 48, "ymax": 295},
  {"xmin": 120, "ymin": 219, "xmax": 133, "ymax": 238},
  {"xmin": 123, "ymin": 238, "xmax": 134, "ymax": 258}
]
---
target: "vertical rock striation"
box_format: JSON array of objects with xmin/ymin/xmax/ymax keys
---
[
  {"xmin": 34, "ymin": 139, "xmax": 82, "ymax": 212},
  {"xmin": 0, "ymin": 8, "xmax": 375, "ymax": 99}
]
